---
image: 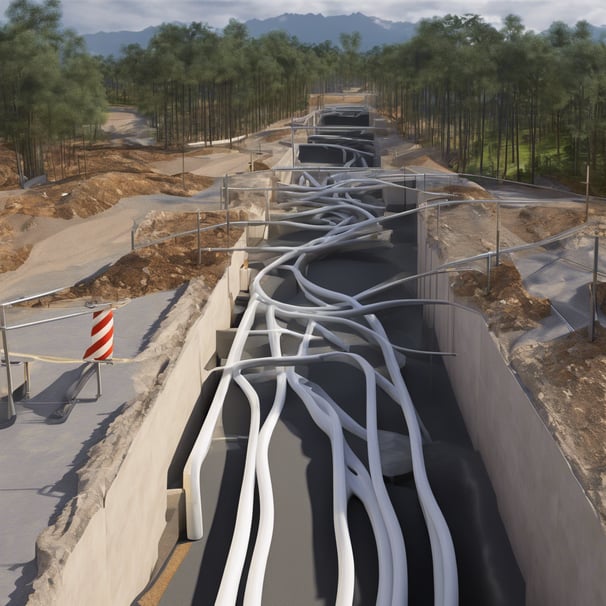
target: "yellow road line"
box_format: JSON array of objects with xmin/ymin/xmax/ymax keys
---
[{"xmin": 135, "ymin": 542, "xmax": 193, "ymax": 606}]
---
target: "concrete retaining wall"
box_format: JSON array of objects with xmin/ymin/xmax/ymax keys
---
[
  {"xmin": 418, "ymin": 214, "xmax": 606, "ymax": 606},
  {"xmin": 29, "ymin": 245, "xmax": 247, "ymax": 606}
]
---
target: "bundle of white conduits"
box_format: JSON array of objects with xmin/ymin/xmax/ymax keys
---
[{"xmin": 183, "ymin": 169, "xmax": 458, "ymax": 606}]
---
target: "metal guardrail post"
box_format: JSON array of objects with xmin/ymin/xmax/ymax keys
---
[
  {"xmin": 585, "ymin": 163, "xmax": 590, "ymax": 222},
  {"xmin": 196, "ymin": 210, "xmax": 202, "ymax": 266},
  {"xmin": 96, "ymin": 362, "xmax": 102, "ymax": 398},
  {"xmin": 590, "ymin": 235, "xmax": 599, "ymax": 342},
  {"xmin": 486, "ymin": 255, "xmax": 492, "ymax": 295},
  {"xmin": 436, "ymin": 204, "xmax": 441, "ymax": 238},
  {"xmin": 222, "ymin": 174, "xmax": 228, "ymax": 211},
  {"xmin": 0, "ymin": 293, "xmax": 115, "ymax": 425},
  {"xmin": 291, "ymin": 118, "xmax": 295, "ymax": 166},
  {"xmin": 265, "ymin": 190, "xmax": 270, "ymax": 241},
  {"xmin": 495, "ymin": 202, "xmax": 501, "ymax": 266},
  {"xmin": 271, "ymin": 170, "xmax": 278, "ymax": 208},
  {"xmin": 1, "ymin": 305, "xmax": 16, "ymax": 421},
  {"xmin": 24, "ymin": 361, "xmax": 30, "ymax": 399}
]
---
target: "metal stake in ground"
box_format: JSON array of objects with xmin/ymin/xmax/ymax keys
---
[
  {"xmin": 1, "ymin": 305, "xmax": 16, "ymax": 422},
  {"xmin": 590, "ymin": 234, "xmax": 599, "ymax": 342}
]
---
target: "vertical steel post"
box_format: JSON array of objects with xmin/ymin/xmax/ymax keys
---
[
  {"xmin": 486, "ymin": 255, "xmax": 492, "ymax": 295},
  {"xmin": 436, "ymin": 203, "xmax": 441, "ymax": 238},
  {"xmin": 222, "ymin": 174, "xmax": 230, "ymax": 243},
  {"xmin": 291, "ymin": 118, "xmax": 295, "ymax": 166},
  {"xmin": 24, "ymin": 361, "xmax": 30, "ymax": 399},
  {"xmin": 182, "ymin": 145, "xmax": 185, "ymax": 189},
  {"xmin": 590, "ymin": 235, "xmax": 599, "ymax": 342},
  {"xmin": 495, "ymin": 202, "xmax": 501, "ymax": 266},
  {"xmin": 265, "ymin": 191, "xmax": 270, "ymax": 241},
  {"xmin": 96, "ymin": 362, "xmax": 102, "ymax": 398},
  {"xmin": 197, "ymin": 210, "xmax": 202, "ymax": 266},
  {"xmin": 585, "ymin": 163, "xmax": 590, "ymax": 222},
  {"xmin": 1, "ymin": 305, "xmax": 16, "ymax": 420},
  {"xmin": 222, "ymin": 174, "xmax": 228, "ymax": 210}
]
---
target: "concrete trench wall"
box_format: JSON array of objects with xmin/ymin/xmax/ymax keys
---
[
  {"xmin": 29, "ymin": 245, "xmax": 247, "ymax": 606},
  {"xmin": 417, "ymin": 213, "xmax": 606, "ymax": 606}
]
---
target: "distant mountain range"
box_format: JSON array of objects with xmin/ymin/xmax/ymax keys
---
[
  {"xmin": 83, "ymin": 25, "xmax": 159, "ymax": 57},
  {"xmin": 82, "ymin": 12, "xmax": 606, "ymax": 58},
  {"xmin": 82, "ymin": 13, "xmax": 417, "ymax": 57},
  {"xmin": 245, "ymin": 13, "xmax": 417, "ymax": 50}
]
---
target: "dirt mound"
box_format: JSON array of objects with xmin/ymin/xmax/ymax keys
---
[
  {"xmin": 25, "ymin": 210, "xmax": 246, "ymax": 304},
  {"xmin": 507, "ymin": 205, "xmax": 585, "ymax": 242},
  {"xmin": 0, "ymin": 244, "xmax": 32, "ymax": 273},
  {"xmin": 511, "ymin": 326, "xmax": 606, "ymax": 518},
  {"xmin": 391, "ymin": 149, "xmax": 449, "ymax": 171},
  {"xmin": 0, "ymin": 142, "xmax": 217, "ymax": 275},
  {"xmin": 0, "ymin": 146, "xmax": 20, "ymax": 188},
  {"xmin": 2, "ymin": 171, "xmax": 214, "ymax": 220},
  {"xmin": 453, "ymin": 259, "xmax": 551, "ymax": 332},
  {"xmin": 431, "ymin": 182, "xmax": 490, "ymax": 201}
]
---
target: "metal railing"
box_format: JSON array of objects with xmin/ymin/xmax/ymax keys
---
[{"xmin": 1, "ymin": 287, "xmax": 112, "ymax": 426}]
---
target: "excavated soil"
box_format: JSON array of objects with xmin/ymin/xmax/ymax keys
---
[
  {"xmin": 0, "ymin": 145, "xmax": 221, "ymax": 274},
  {"xmin": 24, "ymin": 210, "xmax": 246, "ymax": 306},
  {"xmin": 511, "ymin": 328, "xmax": 606, "ymax": 519},
  {"xmin": 452, "ymin": 260, "xmax": 552, "ymax": 333}
]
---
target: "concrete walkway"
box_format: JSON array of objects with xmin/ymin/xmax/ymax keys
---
[{"xmin": 0, "ymin": 290, "xmax": 179, "ymax": 605}]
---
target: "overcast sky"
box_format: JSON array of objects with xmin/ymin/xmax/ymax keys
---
[{"xmin": 0, "ymin": 0, "xmax": 605, "ymax": 34}]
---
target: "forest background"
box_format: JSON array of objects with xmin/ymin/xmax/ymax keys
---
[{"xmin": 2, "ymin": 0, "xmax": 606, "ymax": 194}]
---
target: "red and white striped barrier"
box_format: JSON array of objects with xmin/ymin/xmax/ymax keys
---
[{"xmin": 83, "ymin": 309, "xmax": 114, "ymax": 361}]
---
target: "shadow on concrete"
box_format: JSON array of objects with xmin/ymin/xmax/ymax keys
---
[
  {"xmin": 138, "ymin": 285, "xmax": 188, "ymax": 354},
  {"xmin": 5, "ymin": 559, "xmax": 38, "ymax": 606},
  {"xmin": 21, "ymin": 366, "xmax": 89, "ymax": 421}
]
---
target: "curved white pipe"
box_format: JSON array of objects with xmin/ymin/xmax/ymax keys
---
[
  {"xmin": 214, "ymin": 371, "xmax": 261, "ymax": 605},
  {"xmin": 243, "ymin": 307, "xmax": 287, "ymax": 606},
  {"xmin": 269, "ymin": 245, "xmax": 456, "ymax": 606},
  {"xmin": 287, "ymin": 369, "xmax": 356, "ymax": 606},
  {"xmin": 292, "ymin": 327, "xmax": 395, "ymax": 606},
  {"xmin": 183, "ymin": 295, "xmax": 261, "ymax": 540}
]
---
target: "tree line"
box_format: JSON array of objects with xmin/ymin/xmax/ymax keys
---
[
  {"xmin": 2, "ymin": 1, "xmax": 606, "ymax": 194},
  {"xmin": 0, "ymin": 0, "xmax": 106, "ymax": 181},
  {"xmin": 101, "ymin": 22, "xmax": 358, "ymax": 148},
  {"xmin": 370, "ymin": 14, "xmax": 606, "ymax": 192}
]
